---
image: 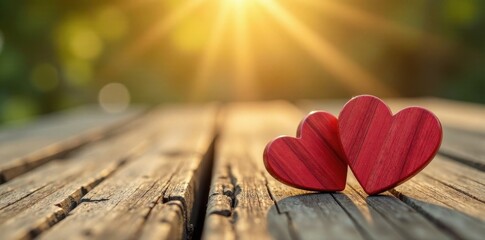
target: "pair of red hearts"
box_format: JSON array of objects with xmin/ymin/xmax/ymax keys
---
[{"xmin": 264, "ymin": 95, "xmax": 442, "ymax": 195}]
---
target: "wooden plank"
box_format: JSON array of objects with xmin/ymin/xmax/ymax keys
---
[
  {"xmin": 139, "ymin": 200, "xmax": 185, "ymax": 240},
  {"xmin": 391, "ymin": 155, "xmax": 485, "ymax": 240},
  {"xmin": 0, "ymin": 110, "xmax": 161, "ymax": 239},
  {"xmin": 338, "ymin": 175, "xmax": 451, "ymax": 240},
  {"xmin": 392, "ymin": 163, "xmax": 485, "ymax": 240},
  {"xmin": 439, "ymin": 127, "xmax": 485, "ymax": 170},
  {"xmin": 204, "ymin": 102, "xmax": 358, "ymax": 240},
  {"xmin": 203, "ymin": 102, "xmax": 447, "ymax": 240},
  {"xmin": 35, "ymin": 105, "xmax": 217, "ymax": 240},
  {"xmin": 0, "ymin": 106, "xmax": 143, "ymax": 183},
  {"xmin": 0, "ymin": 110, "xmax": 157, "ymax": 223},
  {"xmin": 0, "ymin": 105, "xmax": 216, "ymax": 240},
  {"xmin": 421, "ymin": 155, "xmax": 484, "ymax": 204}
]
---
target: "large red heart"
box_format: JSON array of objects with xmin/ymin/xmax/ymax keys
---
[
  {"xmin": 339, "ymin": 95, "xmax": 442, "ymax": 195},
  {"xmin": 263, "ymin": 111, "xmax": 347, "ymax": 191}
]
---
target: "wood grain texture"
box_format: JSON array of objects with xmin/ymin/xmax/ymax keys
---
[
  {"xmin": 339, "ymin": 95, "xmax": 442, "ymax": 195},
  {"xmin": 0, "ymin": 110, "xmax": 162, "ymax": 239},
  {"xmin": 342, "ymin": 175, "xmax": 452, "ymax": 240},
  {"xmin": 37, "ymin": 105, "xmax": 217, "ymax": 240},
  {"xmin": 0, "ymin": 105, "xmax": 217, "ymax": 240},
  {"xmin": 439, "ymin": 127, "xmax": 485, "ymax": 170},
  {"xmin": 203, "ymin": 102, "xmax": 363, "ymax": 240},
  {"xmin": 139, "ymin": 200, "xmax": 185, "ymax": 240},
  {"xmin": 0, "ymin": 99, "xmax": 483, "ymax": 240},
  {"xmin": 264, "ymin": 111, "xmax": 347, "ymax": 191},
  {"xmin": 421, "ymin": 155, "xmax": 484, "ymax": 204},
  {"xmin": 0, "ymin": 106, "xmax": 143, "ymax": 183},
  {"xmin": 392, "ymin": 156, "xmax": 485, "ymax": 240},
  {"xmin": 203, "ymin": 101, "xmax": 450, "ymax": 240}
]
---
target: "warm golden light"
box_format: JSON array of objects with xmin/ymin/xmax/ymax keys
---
[
  {"xmin": 3, "ymin": 0, "xmax": 481, "ymax": 123},
  {"xmin": 99, "ymin": 0, "xmax": 206, "ymax": 79},
  {"xmin": 229, "ymin": 0, "xmax": 245, "ymax": 4},
  {"xmin": 191, "ymin": 0, "xmax": 232, "ymax": 101},
  {"xmin": 294, "ymin": 0, "xmax": 448, "ymax": 48},
  {"xmin": 98, "ymin": 0, "xmax": 415, "ymax": 100},
  {"xmin": 258, "ymin": 0, "xmax": 396, "ymax": 96},
  {"xmin": 231, "ymin": 0, "xmax": 258, "ymax": 100},
  {"xmin": 124, "ymin": 0, "xmax": 206, "ymax": 58}
]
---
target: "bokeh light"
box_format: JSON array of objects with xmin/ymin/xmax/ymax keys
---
[
  {"xmin": 69, "ymin": 27, "xmax": 103, "ymax": 60},
  {"xmin": 98, "ymin": 82, "xmax": 131, "ymax": 113},
  {"xmin": 0, "ymin": 0, "xmax": 483, "ymax": 123}
]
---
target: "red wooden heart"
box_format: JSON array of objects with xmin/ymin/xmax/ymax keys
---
[
  {"xmin": 264, "ymin": 111, "xmax": 347, "ymax": 191},
  {"xmin": 339, "ymin": 95, "xmax": 442, "ymax": 195}
]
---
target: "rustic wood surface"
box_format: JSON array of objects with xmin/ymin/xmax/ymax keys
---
[
  {"xmin": 0, "ymin": 105, "xmax": 216, "ymax": 240},
  {"xmin": 205, "ymin": 100, "xmax": 484, "ymax": 240},
  {"xmin": 0, "ymin": 106, "xmax": 142, "ymax": 183},
  {"xmin": 0, "ymin": 98, "xmax": 483, "ymax": 240}
]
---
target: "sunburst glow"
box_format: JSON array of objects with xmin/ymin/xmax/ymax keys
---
[
  {"xmin": 231, "ymin": 0, "xmax": 258, "ymax": 100},
  {"xmin": 191, "ymin": 0, "xmax": 232, "ymax": 100},
  {"xmin": 258, "ymin": 0, "xmax": 395, "ymax": 96},
  {"xmin": 2, "ymin": 0, "xmax": 479, "ymax": 123},
  {"xmin": 98, "ymin": 0, "xmax": 431, "ymax": 100}
]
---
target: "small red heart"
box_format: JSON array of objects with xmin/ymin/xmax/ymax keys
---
[
  {"xmin": 264, "ymin": 112, "xmax": 347, "ymax": 191},
  {"xmin": 339, "ymin": 95, "xmax": 442, "ymax": 195}
]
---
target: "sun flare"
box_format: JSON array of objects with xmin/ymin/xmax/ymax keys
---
[{"xmin": 97, "ymin": 0, "xmax": 412, "ymax": 100}]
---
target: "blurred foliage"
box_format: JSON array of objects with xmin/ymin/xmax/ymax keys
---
[{"xmin": 0, "ymin": 0, "xmax": 484, "ymax": 124}]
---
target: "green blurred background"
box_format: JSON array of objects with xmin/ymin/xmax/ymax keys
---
[{"xmin": 0, "ymin": 0, "xmax": 484, "ymax": 124}]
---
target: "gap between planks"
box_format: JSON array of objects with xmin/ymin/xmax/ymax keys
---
[
  {"xmin": 2, "ymin": 100, "xmax": 484, "ymax": 240},
  {"xmin": 203, "ymin": 101, "xmax": 484, "ymax": 240},
  {"xmin": 0, "ymin": 105, "xmax": 219, "ymax": 240}
]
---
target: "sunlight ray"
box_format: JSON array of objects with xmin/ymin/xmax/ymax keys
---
[
  {"xmin": 293, "ymin": 0, "xmax": 448, "ymax": 47},
  {"xmin": 232, "ymin": 0, "xmax": 258, "ymax": 100},
  {"xmin": 190, "ymin": 1, "xmax": 232, "ymax": 101},
  {"xmin": 99, "ymin": 0, "xmax": 205, "ymax": 79},
  {"xmin": 124, "ymin": 0, "xmax": 205, "ymax": 59},
  {"xmin": 258, "ymin": 0, "xmax": 396, "ymax": 96}
]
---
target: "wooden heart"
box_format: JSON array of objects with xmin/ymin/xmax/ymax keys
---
[
  {"xmin": 339, "ymin": 95, "xmax": 442, "ymax": 195},
  {"xmin": 263, "ymin": 111, "xmax": 347, "ymax": 191}
]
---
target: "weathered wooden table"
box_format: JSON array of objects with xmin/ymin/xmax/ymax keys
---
[{"xmin": 0, "ymin": 99, "xmax": 483, "ymax": 240}]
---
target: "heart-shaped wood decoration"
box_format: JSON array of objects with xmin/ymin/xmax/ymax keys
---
[
  {"xmin": 264, "ymin": 111, "xmax": 347, "ymax": 191},
  {"xmin": 339, "ymin": 95, "xmax": 442, "ymax": 195}
]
